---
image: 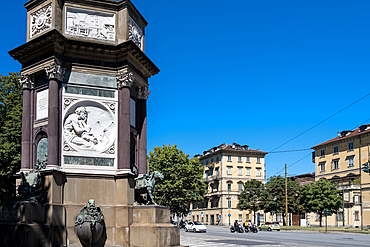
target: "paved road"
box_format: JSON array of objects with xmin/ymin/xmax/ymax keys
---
[{"xmin": 180, "ymin": 226, "xmax": 370, "ymax": 247}]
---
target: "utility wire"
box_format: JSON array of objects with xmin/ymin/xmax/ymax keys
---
[{"xmin": 269, "ymin": 93, "xmax": 370, "ymax": 153}]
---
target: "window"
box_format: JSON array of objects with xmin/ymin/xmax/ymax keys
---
[
  {"xmin": 197, "ymin": 215, "xmax": 199, "ymax": 221},
  {"xmin": 246, "ymin": 214, "xmax": 250, "ymax": 220},
  {"xmin": 246, "ymin": 167, "xmax": 251, "ymax": 176},
  {"xmin": 206, "ymin": 160, "xmax": 209, "ymax": 166},
  {"xmin": 332, "ymin": 159, "xmax": 339, "ymax": 170},
  {"xmin": 246, "ymin": 156, "xmax": 250, "ymax": 163},
  {"xmin": 334, "ymin": 146, "xmax": 339, "ymax": 154},
  {"xmin": 320, "ymin": 149, "xmax": 325, "ymax": 157},
  {"xmin": 227, "ymin": 183, "xmax": 232, "ymax": 191},
  {"xmin": 227, "ymin": 199, "xmax": 231, "ymax": 209},
  {"xmin": 211, "ymin": 158, "xmax": 213, "ymax": 163},
  {"xmin": 201, "ymin": 162, "xmax": 203, "ymax": 166},
  {"xmin": 227, "ymin": 155, "xmax": 232, "ymax": 161},
  {"xmin": 354, "ymin": 195, "xmax": 359, "ymax": 204},
  {"xmin": 201, "ymin": 215, "xmax": 204, "ymax": 222},
  {"xmin": 277, "ymin": 214, "xmax": 282, "ymax": 222},
  {"xmin": 315, "ymin": 214, "xmax": 321, "ymax": 221},
  {"xmin": 216, "ymin": 156, "xmax": 219, "ymax": 163},
  {"xmin": 257, "ymin": 157, "xmax": 261, "ymax": 164},
  {"xmin": 215, "ymin": 167, "xmax": 219, "ymax": 176},
  {"xmin": 319, "ymin": 162, "xmax": 326, "ymax": 172},
  {"xmin": 348, "ymin": 142, "xmax": 354, "ymax": 151},
  {"xmin": 209, "ymin": 169, "xmax": 213, "ymax": 176},
  {"xmin": 355, "ymin": 211, "xmax": 359, "ymax": 221},
  {"xmin": 206, "ymin": 214, "xmax": 208, "ymax": 222},
  {"xmin": 238, "ymin": 156, "xmax": 242, "ymax": 162},
  {"xmin": 256, "ymin": 168, "xmax": 261, "ymax": 177},
  {"xmin": 227, "ymin": 166, "xmax": 232, "ymax": 175},
  {"xmin": 348, "ymin": 157, "xmax": 354, "ymax": 167},
  {"xmin": 238, "ymin": 183, "xmax": 243, "ymax": 192},
  {"xmin": 259, "ymin": 214, "xmax": 264, "ymax": 223},
  {"xmin": 337, "ymin": 212, "xmax": 343, "ymax": 221},
  {"xmin": 130, "ymin": 98, "xmax": 136, "ymax": 128},
  {"xmin": 206, "ymin": 171, "xmax": 208, "ymax": 180},
  {"xmin": 238, "ymin": 167, "xmax": 242, "ymax": 176},
  {"xmin": 238, "ymin": 214, "xmax": 242, "ymax": 221}
]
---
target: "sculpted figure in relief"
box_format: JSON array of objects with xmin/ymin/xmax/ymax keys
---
[{"xmin": 64, "ymin": 106, "xmax": 98, "ymax": 148}]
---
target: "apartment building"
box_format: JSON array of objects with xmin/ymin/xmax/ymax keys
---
[
  {"xmin": 311, "ymin": 125, "xmax": 370, "ymax": 227},
  {"xmin": 189, "ymin": 143, "xmax": 267, "ymax": 225}
]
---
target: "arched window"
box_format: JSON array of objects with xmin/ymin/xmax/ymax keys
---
[{"xmin": 36, "ymin": 137, "xmax": 48, "ymax": 166}]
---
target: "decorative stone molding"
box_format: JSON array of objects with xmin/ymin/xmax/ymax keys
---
[
  {"xmin": 63, "ymin": 98, "xmax": 77, "ymax": 110},
  {"xmin": 19, "ymin": 75, "xmax": 35, "ymax": 89},
  {"xmin": 116, "ymin": 69, "xmax": 135, "ymax": 89},
  {"xmin": 138, "ymin": 86, "xmax": 150, "ymax": 100},
  {"xmin": 45, "ymin": 62, "xmax": 65, "ymax": 81},
  {"xmin": 63, "ymin": 141, "xmax": 77, "ymax": 152},
  {"xmin": 30, "ymin": 4, "xmax": 52, "ymax": 38},
  {"xmin": 103, "ymin": 102, "xmax": 116, "ymax": 114},
  {"xmin": 128, "ymin": 16, "xmax": 143, "ymax": 49},
  {"xmin": 103, "ymin": 143, "xmax": 115, "ymax": 155}
]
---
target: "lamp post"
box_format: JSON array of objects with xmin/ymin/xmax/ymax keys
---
[{"xmin": 274, "ymin": 196, "xmax": 277, "ymax": 222}]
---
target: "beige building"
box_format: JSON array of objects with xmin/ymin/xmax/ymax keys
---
[
  {"xmin": 312, "ymin": 124, "xmax": 370, "ymax": 227},
  {"xmin": 189, "ymin": 143, "xmax": 267, "ymax": 225}
]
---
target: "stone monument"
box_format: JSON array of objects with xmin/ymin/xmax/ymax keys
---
[{"xmin": 2, "ymin": 0, "xmax": 181, "ymax": 246}]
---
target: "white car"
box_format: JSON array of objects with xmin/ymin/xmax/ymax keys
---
[{"xmin": 185, "ymin": 221, "xmax": 207, "ymax": 233}]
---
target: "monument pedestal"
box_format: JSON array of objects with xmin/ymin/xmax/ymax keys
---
[{"xmin": 130, "ymin": 206, "xmax": 184, "ymax": 247}]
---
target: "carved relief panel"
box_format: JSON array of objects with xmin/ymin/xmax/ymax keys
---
[
  {"xmin": 128, "ymin": 16, "xmax": 143, "ymax": 49},
  {"xmin": 62, "ymin": 84, "xmax": 117, "ymax": 168},
  {"xmin": 30, "ymin": 4, "xmax": 52, "ymax": 38},
  {"xmin": 65, "ymin": 7, "xmax": 115, "ymax": 42}
]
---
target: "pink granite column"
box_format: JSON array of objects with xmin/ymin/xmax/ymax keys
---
[
  {"xmin": 45, "ymin": 62, "xmax": 65, "ymax": 167},
  {"xmin": 19, "ymin": 75, "xmax": 34, "ymax": 170},
  {"xmin": 117, "ymin": 69, "xmax": 135, "ymax": 171},
  {"xmin": 138, "ymin": 86, "xmax": 150, "ymax": 174}
]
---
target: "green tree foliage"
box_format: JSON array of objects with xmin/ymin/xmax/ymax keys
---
[
  {"xmin": 0, "ymin": 73, "xmax": 22, "ymax": 205},
  {"xmin": 299, "ymin": 178, "xmax": 342, "ymax": 227},
  {"xmin": 148, "ymin": 144, "xmax": 207, "ymax": 216},
  {"xmin": 237, "ymin": 179, "xmax": 264, "ymax": 223},
  {"xmin": 262, "ymin": 175, "xmax": 300, "ymax": 225}
]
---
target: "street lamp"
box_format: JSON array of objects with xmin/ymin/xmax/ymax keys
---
[{"xmin": 274, "ymin": 196, "xmax": 277, "ymax": 222}]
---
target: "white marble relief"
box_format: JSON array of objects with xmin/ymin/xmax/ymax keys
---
[
  {"xmin": 65, "ymin": 7, "xmax": 115, "ymax": 41},
  {"xmin": 30, "ymin": 4, "xmax": 52, "ymax": 38},
  {"xmin": 128, "ymin": 16, "xmax": 143, "ymax": 48},
  {"xmin": 63, "ymin": 101, "xmax": 116, "ymax": 154}
]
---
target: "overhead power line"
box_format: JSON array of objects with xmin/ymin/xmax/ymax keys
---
[{"xmin": 269, "ymin": 93, "xmax": 370, "ymax": 153}]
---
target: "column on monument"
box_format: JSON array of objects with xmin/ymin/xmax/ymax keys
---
[
  {"xmin": 138, "ymin": 86, "xmax": 149, "ymax": 174},
  {"xmin": 45, "ymin": 62, "xmax": 65, "ymax": 167},
  {"xmin": 117, "ymin": 69, "xmax": 135, "ymax": 170},
  {"xmin": 19, "ymin": 75, "xmax": 34, "ymax": 170}
]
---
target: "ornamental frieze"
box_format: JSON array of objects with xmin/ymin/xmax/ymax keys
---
[{"xmin": 128, "ymin": 17, "xmax": 143, "ymax": 49}]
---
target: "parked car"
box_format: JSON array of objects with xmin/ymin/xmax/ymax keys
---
[
  {"xmin": 259, "ymin": 222, "xmax": 280, "ymax": 231},
  {"xmin": 185, "ymin": 221, "xmax": 207, "ymax": 233}
]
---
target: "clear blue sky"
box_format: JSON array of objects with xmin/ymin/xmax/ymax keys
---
[{"xmin": 1, "ymin": 1, "xmax": 370, "ymax": 178}]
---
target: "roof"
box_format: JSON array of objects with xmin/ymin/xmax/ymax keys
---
[
  {"xmin": 311, "ymin": 124, "xmax": 370, "ymax": 149},
  {"xmin": 195, "ymin": 143, "xmax": 267, "ymax": 159}
]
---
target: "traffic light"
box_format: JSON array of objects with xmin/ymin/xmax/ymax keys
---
[
  {"xmin": 362, "ymin": 162, "xmax": 370, "ymax": 173},
  {"xmin": 323, "ymin": 209, "xmax": 331, "ymax": 216}
]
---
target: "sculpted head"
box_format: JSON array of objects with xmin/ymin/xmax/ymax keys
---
[{"xmin": 75, "ymin": 106, "xmax": 87, "ymax": 119}]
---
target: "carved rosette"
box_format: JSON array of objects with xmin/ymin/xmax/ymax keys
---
[
  {"xmin": 103, "ymin": 102, "xmax": 116, "ymax": 114},
  {"xmin": 103, "ymin": 143, "xmax": 115, "ymax": 154},
  {"xmin": 45, "ymin": 62, "xmax": 65, "ymax": 82},
  {"xmin": 116, "ymin": 70, "xmax": 135, "ymax": 89},
  {"xmin": 138, "ymin": 86, "xmax": 150, "ymax": 100},
  {"xmin": 128, "ymin": 17, "xmax": 143, "ymax": 48},
  {"xmin": 19, "ymin": 75, "xmax": 34, "ymax": 89},
  {"xmin": 30, "ymin": 4, "xmax": 52, "ymax": 38},
  {"xmin": 63, "ymin": 98, "xmax": 77, "ymax": 110}
]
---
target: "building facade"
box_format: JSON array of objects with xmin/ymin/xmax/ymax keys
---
[
  {"xmin": 312, "ymin": 125, "xmax": 370, "ymax": 227},
  {"xmin": 189, "ymin": 143, "xmax": 267, "ymax": 225}
]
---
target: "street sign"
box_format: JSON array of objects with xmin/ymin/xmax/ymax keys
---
[
  {"xmin": 228, "ymin": 210, "xmax": 230, "ymax": 213},
  {"xmin": 201, "ymin": 212, "xmax": 203, "ymax": 214},
  {"xmin": 188, "ymin": 212, "xmax": 191, "ymax": 215},
  {"xmin": 228, "ymin": 213, "xmax": 231, "ymax": 217}
]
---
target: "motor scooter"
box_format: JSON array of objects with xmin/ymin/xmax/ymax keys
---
[{"xmin": 230, "ymin": 224, "xmax": 244, "ymax": 233}]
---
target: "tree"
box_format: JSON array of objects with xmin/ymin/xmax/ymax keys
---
[
  {"xmin": 262, "ymin": 175, "xmax": 300, "ymax": 226},
  {"xmin": 148, "ymin": 144, "xmax": 207, "ymax": 216},
  {"xmin": 237, "ymin": 179, "xmax": 264, "ymax": 223},
  {"xmin": 299, "ymin": 178, "xmax": 342, "ymax": 227},
  {"xmin": 0, "ymin": 73, "xmax": 22, "ymax": 205}
]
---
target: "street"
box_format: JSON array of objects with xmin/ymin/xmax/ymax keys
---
[{"xmin": 180, "ymin": 226, "xmax": 370, "ymax": 247}]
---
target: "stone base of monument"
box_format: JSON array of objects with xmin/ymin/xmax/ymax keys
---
[
  {"xmin": 130, "ymin": 206, "xmax": 187, "ymax": 247},
  {"xmin": 0, "ymin": 201, "xmax": 65, "ymax": 247}
]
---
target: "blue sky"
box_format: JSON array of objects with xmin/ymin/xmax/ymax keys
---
[{"xmin": 1, "ymin": 1, "xmax": 370, "ymax": 178}]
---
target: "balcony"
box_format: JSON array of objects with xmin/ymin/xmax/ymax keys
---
[
  {"xmin": 212, "ymin": 174, "xmax": 220, "ymax": 180},
  {"xmin": 337, "ymin": 184, "xmax": 360, "ymax": 191}
]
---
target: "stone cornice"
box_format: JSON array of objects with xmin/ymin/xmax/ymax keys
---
[
  {"xmin": 9, "ymin": 30, "xmax": 159, "ymax": 78},
  {"xmin": 25, "ymin": 0, "xmax": 148, "ymax": 26}
]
